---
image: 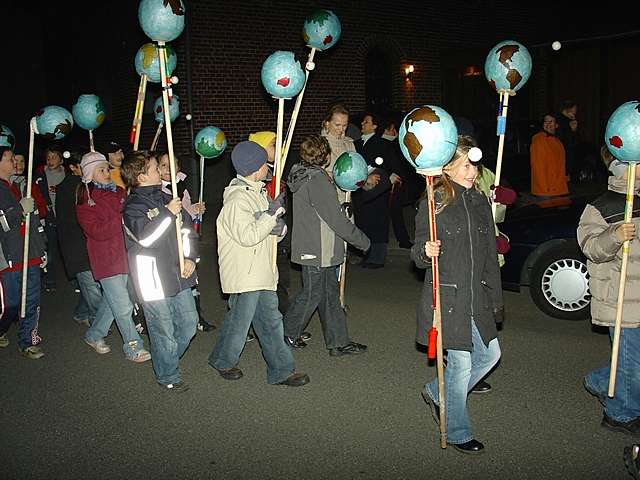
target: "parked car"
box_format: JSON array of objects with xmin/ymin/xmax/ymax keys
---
[{"xmin": 499, "ymin": 187, "xmax": 605, "ymax": 320}]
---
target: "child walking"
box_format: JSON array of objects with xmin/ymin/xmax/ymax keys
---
[
  {"xmin": 283, "ymin": 135, "xmax": 370, "ymax": 355},
  {"xmin": 208, "ymin": 141, "xmax": 309, "ymax": 387},
  {"xmin": 76, "ymin": 152, "xmax": 151, "ymax": 362},
  {"xmin": 122, "ymin": 151, "xmax": 199, "ymax": 392},
  {"xmin": 412, "ymin": 138, "xmax": 503, "ymax": 454}
]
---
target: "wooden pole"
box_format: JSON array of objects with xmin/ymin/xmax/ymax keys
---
[
  {"xmin": 608, "ymin": 162, "xmax": 637, "ymax": 397},
  {"xmin": 280, "ymin": 47, "xmax": 316, "ymax": 176},
  {"xmin": 272, "ymin": 97, "xmax": 285, "ymax": 272},
  {"xmin": 150, "ymin": 123, "xmax": 163, "ymax": 150},
  {"xmin": 491, "ymin": 91, "xmax": 510, "ymax": 220},
  {"xmin": 89, "ymin": 129, "xmax": 95, "ymax": 152},
  {"xmin": 198, "ymin": 154, "xmax": 205, "ymax": 228},
  {"xmin": 339, "ymin": 190, "xmax": 352, "ymax": 309},
  {"xmin": 130, "ymin": 74, "xmax": 147, "ymax": 150},
  {"xmin": 20, "ymin": 118, "xmax": 36, "ymax": 318},
  {"xmin": 158, "ymin": 41, "xmax": 184, "ymax": 272},
  {"xmin": 427, "ymin": 175, "xmax": 447, "ymax": 448}
]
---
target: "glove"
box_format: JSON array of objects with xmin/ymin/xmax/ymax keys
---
[
  {"xmin": 267, "ymin": 192, "xmax": 286, "ymax": 218},
  {"xmin": 341, "ymin": 202, "xmax": 353, "ymax": 217},
  {"xmin": 271, "ymin": 217, "xmax": 287, "ymax": 236},
  {"xmin": 491, "ymin": 185, "xmax": 517, "ymax": 205},
  {"xmin": 19, "ymin": 197, "xmax": 35, "ymax": 214},
  {"xmin": 493, "ymin": 307, "xmax": 505, "ymax": 326},
  {"xmin": 496, "ymin": 233, "xmax": 510, "ymax": 254}
]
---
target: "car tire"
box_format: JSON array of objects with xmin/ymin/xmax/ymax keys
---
[{"xmin": 529, "ymin": 243, "xmax": 591, "ymax": 320}]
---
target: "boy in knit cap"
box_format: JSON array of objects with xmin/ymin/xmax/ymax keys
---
[
  {"xmin": 121, "ymin": 150, "xmax": 199, "ymax": 392},
  {"xmin": 208, "ymin": 141, "xmax": 309, "ymax": 387},
  {"xmin": 76, "ymin": 152, "xmax": 151, "ymax": 363}
]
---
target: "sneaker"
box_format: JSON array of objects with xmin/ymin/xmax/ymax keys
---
[
  {"xmin": 0, "ymin": 334, "xmax": 8, "ymax": 348},
  {"xmin": 246, "ymin": 332, "xmax": 256, "ymax": 342},
  {"xmin": 625, "ymin": 444, "xmax": 640, "ymax": 479},
  {"xmin": 602, "ymin": 415, "xmax": 640, "ymax": 435},
  {"xmin": 44, "ymin": 287, "xmax": 56, "ymax": 293},
  {"xmin": 161, "ymin": 381, "xmax": 189, "ymax": 393},
  {"xmin": 73, "ymin": 316, "xmax": 90, "ymax": 327},
  {"xmin": 197, "ymin": 319, "xmax": 216, "ymax": 332},
  {"xmin": 329, "ymin": 341, "xmax": 367, "ymax": 357},
  {"xmin": 84, "ymin": 338, "xmax": 111, "ymax": 354},
  {"xmin": 285, "ymin": 336, "xmax": 307, "ymax": 349},
  {"xmin": 127, "ymin": 348, "xmax": 151, "ymax": 363},
  {"xmin": 20, "ymin": 345, "xmax": 44, "ymax": 359},
  {"xmin": 300, "ymin": 331, "xmax": 312, "ymax": 342}
]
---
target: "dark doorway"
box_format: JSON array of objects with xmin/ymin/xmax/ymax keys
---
[{"xmin": 365, "ymin": 47, "xmax": 392, "ymax": 112}]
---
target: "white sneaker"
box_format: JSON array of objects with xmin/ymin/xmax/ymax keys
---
[
  {"xmin": 127, "ymin": 348, "xmax": 151, "ymax": 363},
  {"xmin": 85, "ymin": 338, "xmax": 111, "ymax": 354}
]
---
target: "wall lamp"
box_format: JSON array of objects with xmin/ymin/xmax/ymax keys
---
[{"xmin": 404, "ymin": 64, "xmax": 414, "ymax": 81}]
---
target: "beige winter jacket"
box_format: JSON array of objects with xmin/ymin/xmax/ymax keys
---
[
  {"xmin": 216, "ymin": 175, "xmax": 280, "ymax": 294},
  {"xmin": 577, "ymin": 175, "xmax": 640, "ymax": 327},
  {"xmin": 321, "ymin": 129, "xmax": 355, "ymax": 203}
]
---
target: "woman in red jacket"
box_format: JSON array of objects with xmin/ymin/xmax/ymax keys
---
[{"xmin": 76, "ymin": 152, "xmax": 150, "ymax": 363}]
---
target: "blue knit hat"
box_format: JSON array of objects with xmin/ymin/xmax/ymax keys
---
[{"xmin": 231, "ymin": 141, "xmax": 267, "ymax": 176}]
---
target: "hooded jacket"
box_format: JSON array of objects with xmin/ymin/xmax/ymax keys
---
[
  {"xmin": 123, "ymin": 185, "xmax": 199, "ymax": 302},
  {"xmin": 412, "ymin": 182, "xmax": 503, "ymax": 351},
  {"xmin": 216, "ymin": 176, "xmax": 281, "ymax": 294},
  {"xmin": 288, "ymin": 163, "xmax": 370, "ymax": 267},
  {"xmin": 577, "ymin": 174, "xmax": 640, "ymax": 328}
]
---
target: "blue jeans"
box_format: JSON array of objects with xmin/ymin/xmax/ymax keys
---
[
  {"xmin": 0, "ymin": 266, "xmax": 42, "ymax": 349},
  {"xmin": 425, "ymin": 320, "xmax": 501, "ymax": 444},
  {"xmin": 84, "ymin": 274, "xmax": 142, "ymax": 357},
  {"xmin": 143, "ymin": 288, "xmax": 198, "ymax": 385},
  {"xmin": 210, "ymin": 290, "xmax": 294, "ymax": 384},
  {"xmin": 75, "ymin": 270, "xmax": 103, "ymax": 325},
  {"xmin": 584, "ymin": 327, "xmax": 640, "ymax": 423}
]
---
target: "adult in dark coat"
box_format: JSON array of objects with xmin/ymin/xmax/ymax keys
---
[
  {"xmin": 55, "ymin": 152, "xmax": 103, "ymax": 325},
  {"xmin": 353, "ymin": 113, "xmax": 392, "ymax": 268},
  {"xmin": 555, "ymin": 100, "xmax": 579, "ymax": 180}
]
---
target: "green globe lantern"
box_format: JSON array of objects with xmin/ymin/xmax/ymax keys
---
[
  {"xmin": 302, "ymin": 10, "xmax": 341, "ymax": 50},
  {"xmin": 153, "ymin": 95, "xmax": 180, "ymax": 124},
  {"xmin": 333, "ymin": 151, "xmax": 368, "ymax": 192},
  {"xmin": 195, "ymin": 126, "xmax": 227, "ymax": 159},
  {"xmin": 72, "ymin": 94, "xmax": 106, "ymax": 131},
  {"xmin": 135, "ymin": 43, "xmax": 177, "ymax": 83}
]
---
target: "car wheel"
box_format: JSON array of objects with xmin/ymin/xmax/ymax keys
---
[{"xmin": 529, "ymin": 244, "xmax": 591, "ymax": 320}]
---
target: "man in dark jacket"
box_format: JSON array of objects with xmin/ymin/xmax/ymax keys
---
[
  {"xmin": 0, "ymin": 147, "xmax": 46, "ymax": 358},
  {"xmin": 353, "ymin": 113, "xmax": 392, "ymax": 268}
]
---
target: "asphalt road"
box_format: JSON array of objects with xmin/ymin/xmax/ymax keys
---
[{"xmin": 0, "ymin": 239, "xmax": 632, "ymax": 479}]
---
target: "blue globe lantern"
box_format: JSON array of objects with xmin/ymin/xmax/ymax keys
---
[
  {"xmin": 605, "ymin": 101, "xmax": 640, "ymax": 163},
  {"xmin": 195, "ymin": 126, "xmax": 227, "ymax": 159},
  {"xmin": 484, "ymin": 40, "xmax": 532, "ymax": 94},
  {"xmin": 138, "ymin": 0, "xmax": 185, "ymax": 42},
  {"xmin": 302, "ymin": 10, "xmax": 341, "ymax": 51},
  {"xmin": 0, "ymin": 125, "xmax": 15, "ymax": 149},
  {"xmin": 398, "ymin": 105, "xmax": 458, "ymax": 174},
  {"xmin": 35, "ymin": 106, "xmax": 74, "ymax": 141},
  {"xmin": 261, "ymin": 51, "xmax": 306, "ymax": 99},
  {"xmin": 72, "ymin": 94, "xmax": 106, "ymax": 131},
  {"xmin": 135, "ymin": 43, "xmax": 177, "ymax": 83},
  {"xmin": 153, "ymin": 95, "xmax": 180, "ymax": 124},
  {"xmin": 333, "ymin": 151, "xmax": 368, "ymax": 192}
]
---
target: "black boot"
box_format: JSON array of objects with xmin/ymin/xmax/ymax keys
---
[{"xmin": 195, "ymin": 294, "xmax": 215, "ymax": 332}]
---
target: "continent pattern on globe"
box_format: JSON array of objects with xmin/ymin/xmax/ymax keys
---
[
  {"xmin": 605, "ymin": 100, "xmax": 640, "ymax": 163},
  {"xmin": 333, "ymin": 151, "xmax": 368, "ymax": 192},
  {"xmin": 0, "ymin": 125, "xmax": 16, "ymax": 149},
  {"xmin": 36, "ymin": 106, "xmax": 74, "ymax": 141},
  {"xmin": 403, "ymin": 107, "xmax": 440, "ymax": 161},
  {"xmin": 334, "ymin": 155, "xmax": 352, "ymax": 176},
  {"xmin": 195, "ymin": 126, "xmax": 227, "ymax": 159},
  {"xmin": 484, "ymin": 40, "xmax": 532, "ymax": 94},
  {"xmin": 302, "ymin": 9, "xmax": 341, "ymax": 51},
  {"xmin": 496, "ymin": 45, "xmax": 523, "ymax": 90}
]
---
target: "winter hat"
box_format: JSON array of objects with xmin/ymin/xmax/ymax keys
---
[
  {"xmin": 97, "ymin": 140, "xmax": 122, "ymax": 157},
  {"xmin": 80, "ymin": 151, "xmax": 109, "ymax": 184},
  {"xmin": 231, "ymin": 141, "xmax": 267, "ymax": 177},
  {"xmin": 248, "ymin": 131, "xmax": 276, "ymax": 150}
]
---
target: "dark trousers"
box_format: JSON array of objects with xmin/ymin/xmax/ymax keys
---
[
  {"xmin": 389, "ymin": 190, "xmax": 411, "ymax": 246},
  {"xmin": 276, "ymin": 244, "xmax": 290, "ymax": 315},
  {"xmin": 283, "ymin": 265, "xmax": 349, "ymax": 349}
]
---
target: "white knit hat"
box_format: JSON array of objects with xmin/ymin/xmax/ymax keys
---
[{"xmin": 80, "ymin": 151, "xmax": 109, "ymax": 184}]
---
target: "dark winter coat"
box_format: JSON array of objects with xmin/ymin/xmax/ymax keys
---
[
  {"xmin": 55, "ymin": 175, "xmax": 91, "ymax": 277},
  {"xmin": 353, "ymin": 135, "xmax": 392, "ymax": 243},
  {"xmin": 411, "ymin": 182, "xmax": 503, "ymax": 351},
  {"xmin": 76, "ymin": 186, "xmax": 129, "ymax": 280},
  {"xmin": 123, "ymin": 185, "xmax": 199, "ymax": 302},
  {"xmin": 0, "ymin": 179, "xmax": 46, "ymax": 272}
]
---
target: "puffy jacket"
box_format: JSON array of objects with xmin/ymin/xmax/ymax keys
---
[
  {"xmin": 123, "ymin": 185, "xmax": 199, "ymax": 302},
  {"xmin": 577, "ymin": 175, "xmax": 640, "ymax": 328},
  {"xmin": 55, "ymin": 175, "xmax": 91, "ymax": 277},
  {"xmin": 216, "ymin": 176, "xmax": 280, "ymax": 294},
  {"xmin": 288, "ymin": 163, "xmax": 370, "ymax": 267},
  {"xmin": 0, "ymin": 179, "xmax": 46, "ymax": 272},
  {"xmin": 76, "ymin": 185, "xmax": 128, "ymax": 280},
  {"xmin": 411, "ymin": 182, "xmax": 503, "ymax": 351}
]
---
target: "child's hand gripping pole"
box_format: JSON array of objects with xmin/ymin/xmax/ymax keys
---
[{"xmin": 427, "ymin": 175, "xmax": 447, "ymax": 448}]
